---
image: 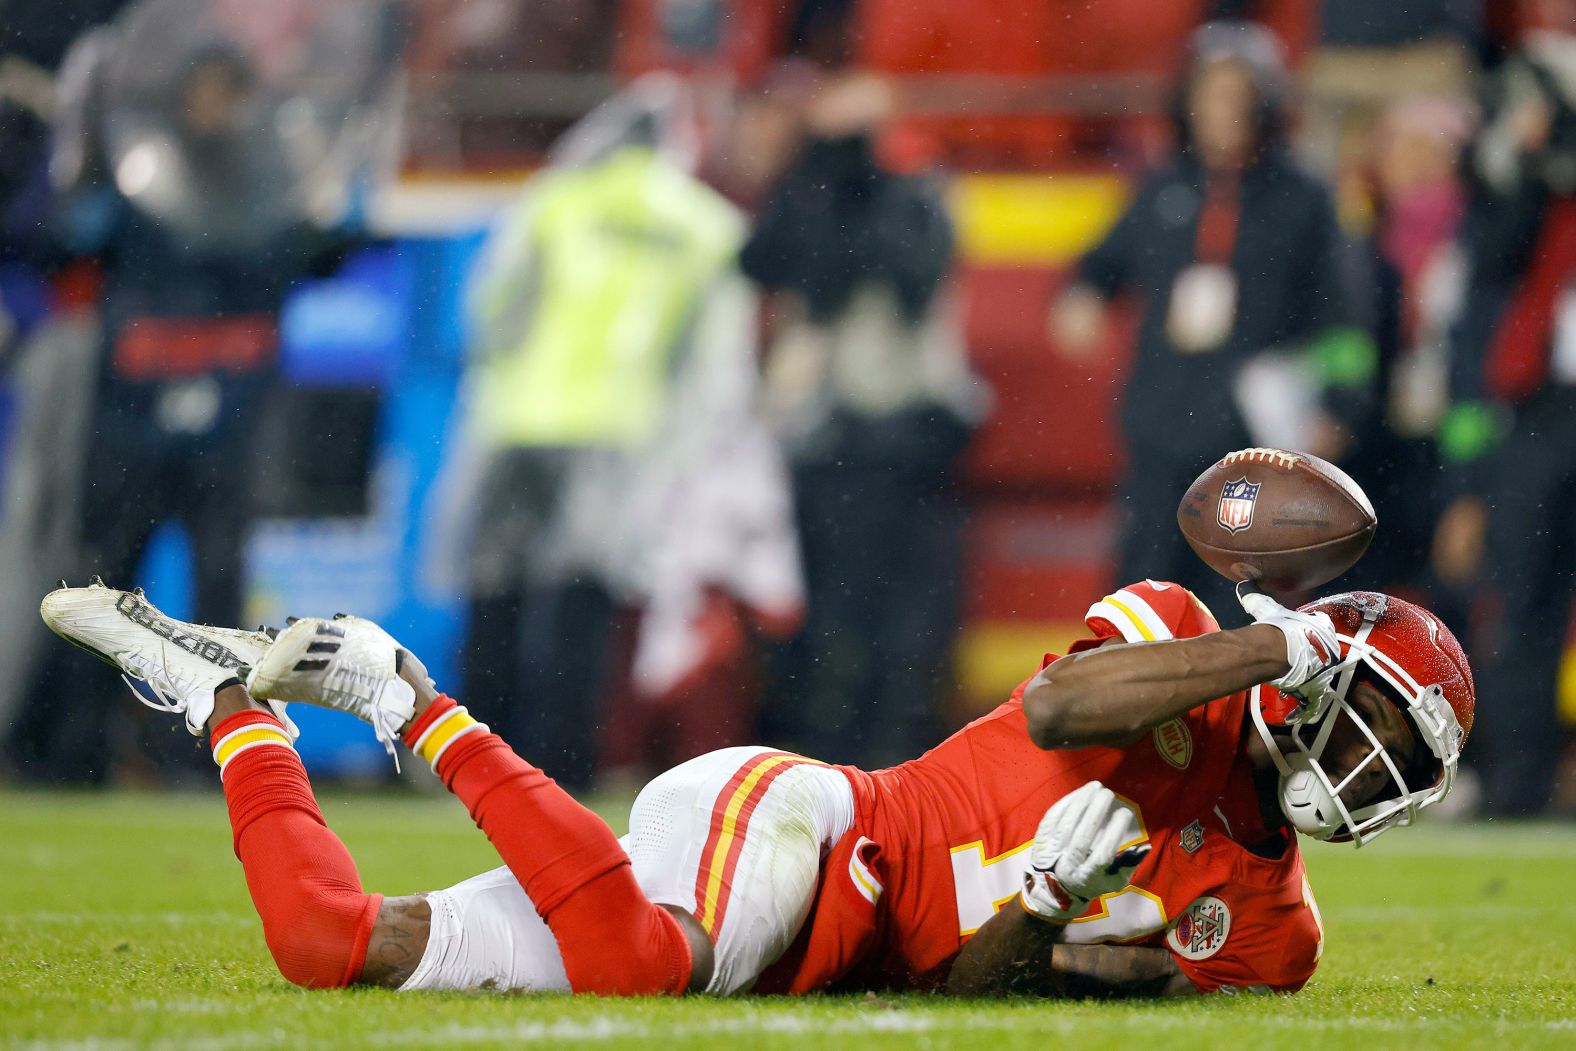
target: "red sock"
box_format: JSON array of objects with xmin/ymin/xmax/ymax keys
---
[
  {"xmin": 213, "ymin": 710, "xmax": 381, "ymax": 988},
  {"xmin": 406, "ymin": 697, "xmax": 693, "ymax": 995}
]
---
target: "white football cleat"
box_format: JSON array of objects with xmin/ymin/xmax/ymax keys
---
[
  {"xmin": 39, "ymin": 579, "xmax": 294, "ymax": 738},
  {"xmin": 246, "ymin": 615, "xmax": 415, "ymax": 764}
]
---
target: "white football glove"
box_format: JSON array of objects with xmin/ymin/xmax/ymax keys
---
[
  {"xmin": 1237, "ymin": 582, "xmax": 1343, "ymax": 719},
  {"xmin": 1022, "ymin": 781, "xmax": 1151, "ymax": 923}
]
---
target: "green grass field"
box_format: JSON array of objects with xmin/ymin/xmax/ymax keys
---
[{"xmin": 2, "ymin": 789, "xmax": 1573, "ymax": 1050}]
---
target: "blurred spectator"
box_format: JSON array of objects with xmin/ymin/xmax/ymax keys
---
[
  {"xmin": 440, "ymin": 74, "xmax": 801, "ymax": 790},
  {"xmin": 1335, "ymin": 96, "xmax": 1474, "ymax": 598},
  {"xmin": 0, "ymin": 2, "xmax": 127, "ymax": 271},
  {"xmin": 707, "ymin": 62, "xmax": 817, "ymax": 208},
  {"xmin": 1050, "ymin": 22, "xmax": 1371, "ymax": 618},
  {"xmin": 0, "ymin": 10, "xmax": 76, "ymax": 350},
  {"xmin": 9, "ymin": 7, "xmax": 378, "ymax": 783},
  {"xmin": 0, "ymin": 0, "xmax": 133, "ymax": 369},
  {"xmin": 0, "ymin": 1, "xmax": 129, "ymax": 770},
  {"xmin": 1300, "ymin": 0, "xmax": 1480, "ymax": 174},
  {"xmin": 1433, "ymin": 0, "xmax": 1576, "ymax": 815},
  {"xmin": 741, "ymin": 71, "xmax": 987, "ymax": 767}
]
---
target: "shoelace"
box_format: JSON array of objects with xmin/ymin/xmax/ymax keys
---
[
  {"xmin": 318, "ymin": 664, "xmax": 407, "ymax": 772},
  {"xmin": 120, "ymin": 672, "xmax": 183, "ymax": 715},
  {"xmin": 371, "ymin": 703, "xmax": 402, "ymax": 775},
  {"xmin": 117, "ymin": 641, "xmax": 197, "ymax": 717},
  {"xmin": 118, "ymin": 641, "xmax": 298, "ymax": 740}
]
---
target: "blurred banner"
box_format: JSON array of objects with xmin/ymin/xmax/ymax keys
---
[{"xmin": 54, "ymin": 0, "xmax": 406, "ymax": 248}]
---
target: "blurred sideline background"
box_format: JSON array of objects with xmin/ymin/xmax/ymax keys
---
[{"xmin": 1, "ymin": 0, "xmax": 1573, "ymax": 816}]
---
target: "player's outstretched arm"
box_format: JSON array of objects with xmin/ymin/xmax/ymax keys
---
[
  {"xmin": 1023, "ymin": 584, "xmax": 1343, "ymax": 749},
  {"xmin": 1022, "ymin": 625, "xmax": 1289, "ymax": 749}
]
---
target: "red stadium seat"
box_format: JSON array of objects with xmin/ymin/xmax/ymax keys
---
[{"xmin": 959, "ymin": 266, "xmax": 1132, "ymax": 492}]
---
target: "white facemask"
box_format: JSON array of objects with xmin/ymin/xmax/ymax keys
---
[{"xmin": 1249, "ymin": 597, "xmax": 1464, "ymax": 847}]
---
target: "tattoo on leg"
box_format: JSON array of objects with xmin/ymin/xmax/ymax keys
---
[{"xmin": 359, "ymin": 895, "xmax": 432, "ymax": 988}]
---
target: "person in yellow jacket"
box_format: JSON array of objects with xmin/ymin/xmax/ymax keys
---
[{"xmin": 433, "ymin": 74, "xmax": 802, "ymax": 789}]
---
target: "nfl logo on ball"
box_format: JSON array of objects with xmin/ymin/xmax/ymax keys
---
[{"xmin": 1216, "ymin": 478, "xmax": 1260, "ymax": 534}]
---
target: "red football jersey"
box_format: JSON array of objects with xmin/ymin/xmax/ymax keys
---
[{"xmin": 757, "ymin": 581, "xmax": 1325, "ymax": 996}]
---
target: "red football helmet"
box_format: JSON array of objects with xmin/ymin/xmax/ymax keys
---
[{"xmin": 1250, "ymin": 591, "xmax": 1474, "ymax": 847}]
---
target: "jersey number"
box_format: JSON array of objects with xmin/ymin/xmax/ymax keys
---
[{"xmin": 950, "ymin": 796, "xmax": 1167, "ymax": 943}]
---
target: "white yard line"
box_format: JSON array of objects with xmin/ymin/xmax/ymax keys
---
[
  {"xmin": 4, "ymin": 912, "xmax": 246, "ymax": 926},
  {"xmin": 12, "ymin": 1009, "xmax": 1576, "ymax": 1051},
  {"xmin": 1321, "ymin": 903, "xmax": 1565, "ymax": 920}
]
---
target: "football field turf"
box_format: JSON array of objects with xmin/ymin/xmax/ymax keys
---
[{"xmin": 2, "ymin": 789, "xmax": 1572, "ymax": 1050}]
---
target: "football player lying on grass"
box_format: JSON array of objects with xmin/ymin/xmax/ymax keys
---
[{"xmin": 41, "ymin": 576, "xmax": 1471, "ymax": 999}]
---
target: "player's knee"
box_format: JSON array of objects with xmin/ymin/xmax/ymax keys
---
[
  {"xmin": 558, "ymin": 900, "xmax": 700, "ymax": 996},
  {"xmin": 268, "ymin": 942, "xmax": 345, "ymax": 989},
  {"xmin": 262, "ymin": 889, "xmax": 372, "ymax": 989}
]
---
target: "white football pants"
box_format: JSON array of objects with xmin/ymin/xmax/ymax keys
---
[{"xmin": 401, "ymin": 746, "xmax": 855, "ymax": 995}]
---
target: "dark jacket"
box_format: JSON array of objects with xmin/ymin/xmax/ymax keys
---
[
  {"xmin": 58, "ymin": 184, "xmax": 352, "ymax": 429},
  {"xmin": 740, "ymin": 134, "xmax": 952, "ymax": 326},
  {"xmin": 1078, "ymin": 147, "xmax": 1352, "ymax": 463}
]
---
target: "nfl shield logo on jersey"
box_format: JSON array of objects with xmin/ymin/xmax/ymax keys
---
[{"xmin": 1216, "ymin": 478, "xmax": 1261, "ymax": 534}]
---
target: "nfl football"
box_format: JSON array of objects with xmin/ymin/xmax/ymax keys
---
[{"xmin": 1177, "ymin": 448, "xmax": 1377, "ymax": 591}]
